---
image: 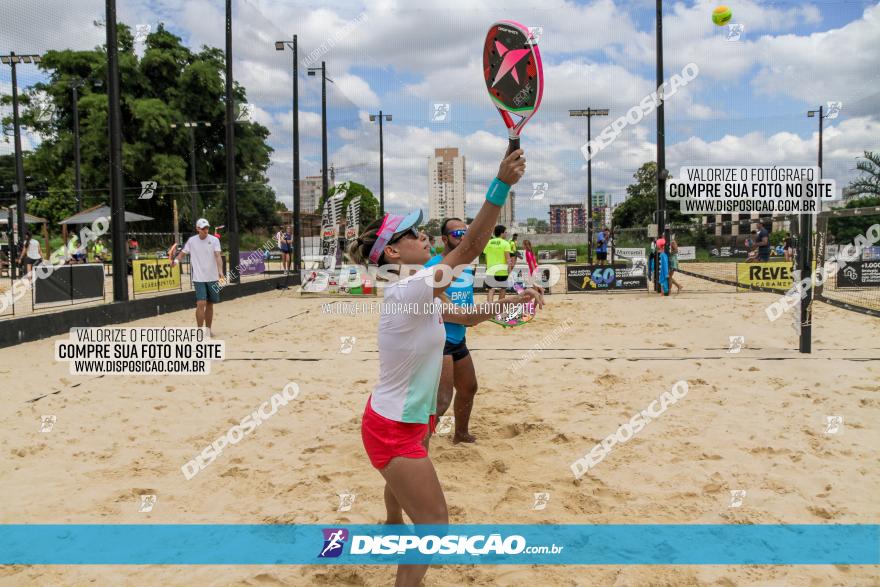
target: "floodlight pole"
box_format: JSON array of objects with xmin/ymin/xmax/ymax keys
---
[
  {"xmin": 1, "ymin": 51, "xmax": 41, "ymax": 278},
  {"xmin": 276, "ymin": 35, "xmax": 302, "ymax": 276},
  {"xmin": 570, "ymin": 108, "xmax": 609, "ymax": 264},
  {"xmin": 308, "ymin": 63, "xmax": 332, "ymax": 206},
  {"xmin": 370, "ymin": 111, "xmax": 392, "ymax": 217}
]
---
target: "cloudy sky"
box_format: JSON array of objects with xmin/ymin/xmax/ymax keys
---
[{"xmin": 2, "ymin": 0, "xmax": 879, "ymax": 221}]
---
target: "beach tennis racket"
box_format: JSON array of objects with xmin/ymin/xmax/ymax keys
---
[
  {"xmin": 489, "ymin": 282, "xmax": 536, "ymax": 328},
  {"xmin": 483, "ymin": 20, "xmax": 544, "ymax": 155},
  {"xmin": 167, "ymin": 243, "xmax": 178, "ymax": 264}
]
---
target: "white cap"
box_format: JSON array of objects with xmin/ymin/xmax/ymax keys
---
[{"xmin": 196, "ymin": 218, "xmax": 210, "ymax": 229}]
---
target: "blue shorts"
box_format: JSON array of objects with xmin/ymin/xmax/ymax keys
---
[{"xmin": 194, "ymin": 281, "xmax": 221, "ymax": 303}]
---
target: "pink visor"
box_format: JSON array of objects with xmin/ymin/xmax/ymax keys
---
[{"xmin": 368, "ymin": 210, "xmax": 423, "ymax": 264}]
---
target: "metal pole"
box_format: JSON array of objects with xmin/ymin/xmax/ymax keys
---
[
  {"xmin": 320, "ymin": 62, "xmax": 329, "ymax": 204},
  {"xmin": 292, "ymin": 35, "xmax": 302, "ymax": 277},
  {"xmin": 655, "ymin": 0, "xmax": 668, "ymax": 294},
  {"xmin": 586, "ymin": 108, "xmax": 593, "ymax": 264},
  {"xmin": 188, "ymin": 125, "xmax": 198, "ymax": 222},
  {"xmin": 818, "ymin": 105, "xmax": 824, "ymax": 180},
  {"xmin": 225, "ymin": 0, "xmax": 240, "ymax": 284},
  {"xmin": 106, "ymin": 0, "xmax": 128, "ymax": 301},
  {"xmin": 379, "ymin": 110, "xmax": 385, "ymax": 217},
  {"xmin": 798, "ymin": 185, "xmax": 812, "ymax": 354},
  {"xmin": 72, "ymin": 85, "xmax": 82, "ymax": 212},
  {"xmin": 10, "ymin": 55, "xmax": 27, "ymax": 277},
  {"xmin": 796, "ymin": 106, "xmax": 822, "ymax": 354}
]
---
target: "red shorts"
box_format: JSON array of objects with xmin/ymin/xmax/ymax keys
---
[{"xmin": 361, "ymin": 396, "xmax": 436, "ymax": 470}]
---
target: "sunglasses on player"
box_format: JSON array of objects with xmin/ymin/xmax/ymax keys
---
[
  {"xmin": 388, "ymin": 226, "xmax": 420, "ymax": 245},
  {"xmin": 445, "ymin": 229, "xmax": 467, "ymax": 238}
]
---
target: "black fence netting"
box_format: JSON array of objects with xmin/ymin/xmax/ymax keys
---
[{"xmin": 815, "ymin": 206, "xmax": 880, "ymax": 318}]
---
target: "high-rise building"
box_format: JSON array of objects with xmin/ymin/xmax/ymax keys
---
[
  {"xmin": 590, "ymin": 191, "xmax": 609, "ymax": 208},
  {"xmin": 428, "ymin": 147, "xmax": 466, "ymax": 221},
  {"xmin": 299, "ymin": 175, "xmax": 334, "ymax": 214},
  {"xmin": 549, "ymin": 203, "xmax": 586, "ymax": 233},
  {"xmin": 499, "ymin": 190, "xmax": 515, "ymax": 227}
]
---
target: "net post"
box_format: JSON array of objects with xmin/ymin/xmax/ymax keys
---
[{"xmin": 797, "ymin": 180, "xmax": 813, "ymax": 354}]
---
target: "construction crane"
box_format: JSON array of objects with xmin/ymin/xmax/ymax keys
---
[{"xmin": 323, "ymin": 162, "xmax": 369, "ymax": 184}]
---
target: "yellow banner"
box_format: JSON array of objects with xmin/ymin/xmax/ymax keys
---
[
  {"xmin": 736, "ymin": 261, "xmax": 793, "ymax": 292},
  {"xmin": 133, "ymin": 259, "xmax": 181, "ymax": 293}
]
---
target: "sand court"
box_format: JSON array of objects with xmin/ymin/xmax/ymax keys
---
[{"xmin": 1, "ymin": 287, "xmax": 878, "ymax": 585}]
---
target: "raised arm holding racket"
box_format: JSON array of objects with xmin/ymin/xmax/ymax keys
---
[{"xmin": 482, "ymin": 20, "xmax": 545, "ymax": 328}]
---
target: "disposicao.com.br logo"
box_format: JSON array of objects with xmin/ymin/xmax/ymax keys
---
[
  {"xmin": 318, "ymin": 528, "xmax": 349, "ymax": 558},
  {"xmin": 318, "ymin": 527, "xmax": 563, "ymax": 560}
]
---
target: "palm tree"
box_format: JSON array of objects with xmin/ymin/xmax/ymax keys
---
[{"xmin": 844, "ymin": 151, "xmax": 880, "ymax": 200}]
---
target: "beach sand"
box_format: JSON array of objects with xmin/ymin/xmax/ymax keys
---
[{"xmin": 1, "ymin": 278, "xmax": 878, "ymax": 585}]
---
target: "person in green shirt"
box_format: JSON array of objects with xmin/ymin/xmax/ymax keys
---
[
  {"xmin": 93, "ymin": 239, "xmax": 107, "ymax": 262},
  {"xmin": 483, "ymin": 225, "xmax": 511, "ymax": 303}
]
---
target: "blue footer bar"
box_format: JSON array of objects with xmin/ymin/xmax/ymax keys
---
[{"xmin": 1, "ymin": 524, "xmax": 877, "ymax": 565}]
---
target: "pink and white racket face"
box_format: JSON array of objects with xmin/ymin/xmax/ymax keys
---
[{"xmin": 482, "ymin": 20, "xmax": 544, "ymax": 136}]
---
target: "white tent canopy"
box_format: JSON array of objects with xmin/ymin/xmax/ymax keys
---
[
  {"xmin": 58, "ymin": 204, "xmax": 153, "ymax": 225},
  {"xmin": 0, "ymin": 206, "xmax": 48, "ymax": 225}
]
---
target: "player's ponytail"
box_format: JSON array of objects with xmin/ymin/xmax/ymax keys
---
[{"xmin": 347, "ymin": 218, "xmax": 384, "ymax": 266}]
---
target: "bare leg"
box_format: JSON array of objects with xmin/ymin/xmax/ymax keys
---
[
  {"xmin": 451, "ymin": 354, "xmax": 478, "ymax": 443},
  {"xmin": 436, "ymin": 355, "xmax": 455, "ymax": 417},
  {"xmin": 669, "ymin": 273, "xmax": 682, "ymax": 293},
  {"xmin": 195, "ymin": 300, "xmax": 207, "ymax": 327},
  {"xmin": 379, "ymin": 456, "xmax": 448, "ymax": 587},
  {"xmin": 384, "ymin": 483, "xmax": 404, "ymax": 524},
  {"xmin": 204, "ymin": 302, "xmax": 214, "ymax": 329}
]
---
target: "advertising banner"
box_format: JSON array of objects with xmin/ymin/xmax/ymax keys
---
[
  {"xmin": 566, "ymin": 265, "xmax": 647, "ymax": 292},
  {"xmin": 238, "ymin": 251, "xmax": 266, "ymax": 276},
  {"xmin": 735, "ymin": 262, "xmax": 793, "ymax": 292},
  {"xmin": 615, "ymin": 247, "xmax": 645, "ymax": 260},
  {"xmin": 133, "ymin": 259, "xmax": 181, "ymax": 294},
  {"xmin": 677, "ymin": 246, "xmax": 696, "ymax": 260},
  {"xmin": 837, "ymin": 261, "xmax": 880, "ymax": 288},
  {"xmin": 710, "ymin": 246, "xmax": 750, "ymax": 258}
]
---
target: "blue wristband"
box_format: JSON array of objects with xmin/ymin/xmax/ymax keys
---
[{"xmin": 485, "ymin": 177, "xmax": 510, "ymax": 207}]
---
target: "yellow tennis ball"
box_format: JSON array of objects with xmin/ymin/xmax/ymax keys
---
[{"xmin": 712, "ymin": 6, "xmax": 732, "ymax": 26}]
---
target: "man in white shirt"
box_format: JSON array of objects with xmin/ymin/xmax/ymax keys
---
[
  {"xmin": 17, "ymin": 232, "xmax": 43, "ymax": 280},
  {"xmin": 171, "ymin": 218, "xmax": 224, "ymax": 334}
]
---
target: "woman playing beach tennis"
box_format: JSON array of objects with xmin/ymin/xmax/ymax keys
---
[{"xmin": 347, "ymin": 148, "xmax": 539, "ymax": 586}]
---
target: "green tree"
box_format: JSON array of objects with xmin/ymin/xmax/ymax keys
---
[
  {"xmin": 320, "ymin": 181, "xmax": 380, "ymax": 229},
  {"xmin": 613, "ymin": 162, "xmax": 689, "ymax": 228},
  {"xmin": 1, "ymin": 23, "xmax": 278, "ymax": 231},
  {"xmin": 844, "ymin": 151, "xmax": 880, "ymax": 200},
  {"xmin": 422, "ymin": 218, "xmax": 441, "ymax": 236},
  {"xmin": 828, "ymin": 195, "xmax": 880, "ymax": 244}
]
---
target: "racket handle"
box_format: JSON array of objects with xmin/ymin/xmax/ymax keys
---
[{"xmin": 506, "ymin": 136, "xmax": 520, "ymax": 157}]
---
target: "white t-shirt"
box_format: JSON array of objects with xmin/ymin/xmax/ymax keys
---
[
  {"xmin": 183, "ymin": 234, "xmax": 221, "ymax": 282},
  {"xmin": 25, "ymin": 239, "xmax": 41, "ymax": 259},
  {"xmin": 370, "ymin": 268, "xmax": 445, "ymax": 424}
]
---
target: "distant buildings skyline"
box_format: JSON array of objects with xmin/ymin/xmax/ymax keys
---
[{"xmin": 428, "ymin": 147, "xmax": 467, "ymax": 221}]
